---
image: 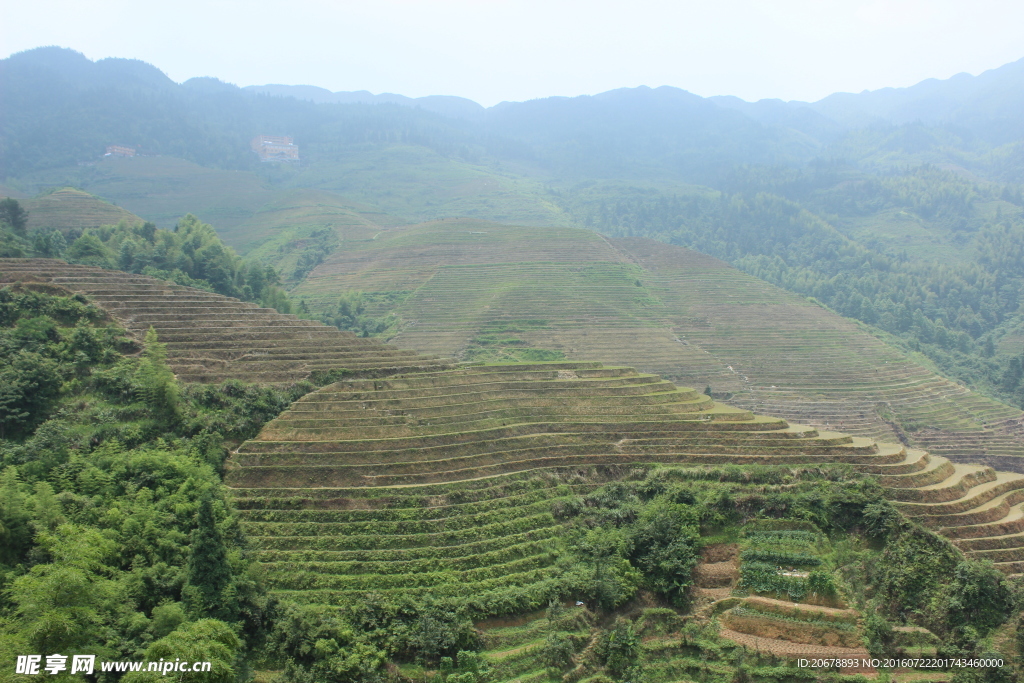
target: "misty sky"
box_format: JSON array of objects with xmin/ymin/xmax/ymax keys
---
[{"xmin": 3, "ymin": 0, "xmax": 1024, "ymax": 107}]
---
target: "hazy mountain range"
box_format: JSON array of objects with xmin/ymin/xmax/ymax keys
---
[
  {"xmin": 249, "ymin": 55, "xmax": 1024, "ymax": 143},
  {"xmin": 3, "ymin": 47, "xmax": 1023, "ymax": 183}
]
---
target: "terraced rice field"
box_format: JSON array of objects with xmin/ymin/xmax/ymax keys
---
[
  {"xmin": 2, "ymin": 256, "xmax": 1021, "ymax": 674},
  {"xmin": 702, "ymin": 526, "xmax": 875, "ymax": 668},
  {"xmin": 617, "ymin": 238, "xmax": 1024, "ymax": 471},
  {"xmin": 228, "ymin": 362, "xmax": 1022, "ymax": 613},
  {"xmin": 0, "ymin": 259, "xmax": 452, "ymax": 384},
  {"xmin": 226, "ymin": 360, "xmax": 1022, "ymax": 678},
  {"xmin": 22, "ymin": 187, "xmax": 144, "ymax": 232},
  {"xmin": 232, "ymin": 371, "xmax": 1014, "ymax": 682},
  {"xmin": 290, "ymin": 219, "xmax": 1024, "ymax": 466},
  {"xmin": 5, "ymin": 256, "xmax": 1022, "ymax": 581}
]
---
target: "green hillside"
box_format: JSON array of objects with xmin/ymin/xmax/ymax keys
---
[
  {"xmin": 7, "ymin": 49, "xmax": 1024, "ymax": 413},
  {"xmin": 284, "ymin": 218, "xmax": 1024, "ymax": 469},
  {"xmin": 11, "ymin": 151, "xmax": 571, "ymax": 252},
  {"xmin": 279, "ymin": 146, "xmax": 569, "ymax": 228},
  {"xmin": 0, "ymin": 260, "xmax": 452, "ymax": 384},
  {"xmin": 2, "ymin": 258, "xmax": 1021, "ymax": 681},
  {"xmin": 12, "ymin": 156, "xmax": 273, "ymax": 231},
  {"xmin": 562, "ymin": 169, "xmax": 1024, "ymax": 408},
  {"xmin": 200, "ymin": 187, "xmax": 391, "ymax": 264},
  {"xmin": 21, "ymin": 187, "xmax": 143, "ymax": 232}
]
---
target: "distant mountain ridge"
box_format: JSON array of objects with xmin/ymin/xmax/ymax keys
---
[
  {"xmin": 244, "ymin": 84, "xmax": 486, "ymax": 121},
  {"xmin": 3, "ymin": 46, "xmax": 1024, "ymax": 182},
  {"xmin": 712, "ymin": 57, "xmax": 1024, "ymax": 146},
  {"xmin": 0, "ymin": 47, "xmax": 810, "ymax": 183},
  {"xmin": 249, "ymin": 55, "xmax": 1024, "ymax": 143}
]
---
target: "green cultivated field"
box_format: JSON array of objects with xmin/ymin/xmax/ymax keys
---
[
  {"xmin": 4, "ymin": 257, "xmax": 1022, "ymax": 678},
  {"xmin": 7, "ymin": 47, "xmax": 1024, "ymax": 678},
  {"xmin": 0, "ymin": 260, "xmax": 453, "ymax": 383},
  {"xmin": 21, "ymin": 187, "xmax": 144, "ymax": 232},
  {"xmin": 284, "ymin": 218, "xmax": 1024, "ymax": 467},
  {"xmin": 228, "ymin": 360, "xmax": 1021, "ymax": 676}
]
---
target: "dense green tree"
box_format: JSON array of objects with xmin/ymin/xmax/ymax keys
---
[
  {"xmin": 540, "ymin": 631, "xmax": 579, "ymax": 671},
  {"xmin": 942, "ymin": 560, "xmax": 1014, "ymax": 636},
  {"xmin": 572, "ymin": 526, "xmax": 641, "ymax": 611},
  {"xmin": 270, "ymin": 603, "xmax": 387, "ymax": 683},
  {"xmin": 123, "ymin": 619, "xmax": 241, "ymax": 683},
  {"xmin": 863, "ymin": 611, "xmax": 897, "ymax": 658},
  {"xmin": 58, "ymin": 215, "xmax": 295, "ymax": 313},
  {"xmin": 63, "ymin": 232, "xmax": 111, "ymax": 267},
  {"xmin": 597, "ymin": 618, "xmax": 639, "ymax": 677},
  {"xmin": 626, "ymin": 499, "xmax": 700, "ymax": 605},
  {"xmin": 0, "ymin": 287, "xmax": 291, "ymax": 675},
  {"xmin": 0, "ymin": 467, "xmax": 33, "ymax": 565},
  {"xmin": 0, "ymin": 351, "xmax": 61, "ymax": 439},
  {"xmin": 135, "ymin": 327, "xmax": 180, "ymax": 424},
  {"xmin": 0, "ymin": 198, "xmax": 28, "ymax": 237},
  {"xmin": 184, "ymin": 497, "xmax": 232, "ymax": 620},
  {"xmin": 321, "ymin": 291, "xmax": 394, "ymax": 337},
  {"xmin": 409, "ymin": 600, "xmax": 480, "ymax": 663},
  {"xmin": 7, "ymin": 525, "xmax": 118, "ymax": 656}
]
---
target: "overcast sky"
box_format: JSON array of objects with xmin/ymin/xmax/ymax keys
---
[{"xmin": 3, "ymin": 0, "xmax": 1023, "ymax": 107}]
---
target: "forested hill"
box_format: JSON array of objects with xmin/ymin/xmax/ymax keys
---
[
  {"xmin": 0, "ymin": 48, "xmax": 477, "ymax": 178},
  {"xmin": 6, "ymin": 47, "xmax": 1024, "ymax": 183},
  {"xmin": 0, "ymin": 48, "xmax": 814, "ymax": 184}
]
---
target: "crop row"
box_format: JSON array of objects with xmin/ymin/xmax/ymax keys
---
[
  {"xmin": 738, "ymin": 562, "xmax": 836, "ymax": 601},
  {"xmin": 230, "ymin": 464, "xmax": 631, "ymax": 502},
  {"xmin": 728, "ymin": 607, "xmax": 856, "ymax": 632},
  {"xmin": 273, "ymin": 566, "xmax": 562, "ymax": 605},
  {"xmin": 739, "ymin": 549, "xmax": 822, "ymax": 567},
  {"xmin": 236, "ymin": 489, "xmax": 568, "ymax": 522},
  {"xmin": 264, "ymin": 554, "xmax": 555, "ymax": 590},
  {"xmin": 741, "ymin": 529, "xmax": 818, "ymax": 541},
  {"xmin": 722, "ymin": 609, "xmax": 862, "ymax": 648},
  {"xmin": 240, "ymin": 498, "xmax": 558, "ymax": 533},
  {"xmin": 229, "ymin": 452, "xmax": 898, "ymax": 489},
  {"xmin": 241, "ymin": 419, "xmax": 795, "ymax": 456},
  {"xmin": 257, "ymin": 538, "xmax": 556, "ymax": 572},
  {"xmin": 247, "ymin": 513, "xmax": 560, "ymax": 551}
]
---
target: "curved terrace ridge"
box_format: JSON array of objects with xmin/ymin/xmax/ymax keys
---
[{"xmin": 229, "ymin": 361, "xmax": 1024, "ymax": 605}]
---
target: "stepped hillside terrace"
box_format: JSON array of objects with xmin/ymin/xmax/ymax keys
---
[
  {"xmin": 22, "ymin": 187, "xmax": 142, "ymax": 233},
  {"xmin": 4, "ymin": 257, "xmax": 1023, "ymax": 573},
  {"xmin": 229, "ymin": 360, "xmax": 1021, "ymax": 676},
  {"xmin": 617, "ymin": 238, "xmax": 1024, "ymax": 473},
  {"xmin": 230, "ymin": 361, "xmax": 1023, "ymax": 599},
  {"xmin": 0, "ymin": 259, "xmax": 453, "ymax": 384},
  {"xmin": 288, "ymin": 219, "xmax": 1024, "ymax": 468},
  {"xmin": 3, "ymin": 256, "xmax": 1023, "ymax": 674},
  {"xmin": 3, "ymin": 257, "xmax": 1023, "ymax": 581}
]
